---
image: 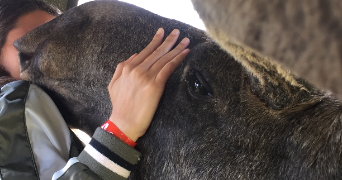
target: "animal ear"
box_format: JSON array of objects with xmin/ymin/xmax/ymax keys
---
[
  {"xmin": 14, "ymin": 18, "xmax": 57, "ymax": 55},
  {"xmin": 227, "ymin": 41, "xmax": 320, "ymax": 111},
  {"xmin": 246, "ymin": 69, "xmax": 316, "ymax": 111}
]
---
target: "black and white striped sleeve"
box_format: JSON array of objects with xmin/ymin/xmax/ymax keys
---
[{"xmin": 53, "ymin": 128, "xmax": 141, "ymax": 180}]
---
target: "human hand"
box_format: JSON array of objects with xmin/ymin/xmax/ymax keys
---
[{"xmin": 108, "ymin": 28, "xmax": 190, "ymax": 141}]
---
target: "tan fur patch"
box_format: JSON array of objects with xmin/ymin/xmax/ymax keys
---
[{"xmin": 205, "ymin": 25, "xmax": 308, "ymax": 92}]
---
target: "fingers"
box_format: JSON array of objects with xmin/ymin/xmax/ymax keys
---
[
  {"xmin": 128, "ymin": 28, "xmax": 165, "ymax": 68},
  {"xmin": 139, "ymin": 29, "xmax": 181, "ymax": 69},
  {"xmin": 150, "ymin": 37, "xmax": 190, "ymax": 73},
  {"xmin": 155, "ymin": 49, "xmax": 190, "ymax": 84},
  {"xmin": 110, "ymin": 28, "xmax": 190, "ymax": 90}
]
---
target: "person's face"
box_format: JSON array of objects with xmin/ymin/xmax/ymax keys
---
[{"xmin": 0, "ymin": 10, "xmax": 55, "ymax": 79}]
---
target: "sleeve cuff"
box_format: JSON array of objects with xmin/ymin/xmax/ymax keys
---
[
  {"xmin": 52, "ymin": 157, "xmax": 79, "ymax": 180},
  {"xmin": 78, "ymin": 128, "xmax": 141, "ymax": 179}
]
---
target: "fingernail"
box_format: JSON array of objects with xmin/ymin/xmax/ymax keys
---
[
  {"xmin": 172, "ymin": 29, "xmax": 180, "ymax": 35},
  {"xmin": 156, "ymin": 28, "xmax": 163, "ymax": 35},
  {"xmin": 180, "ymin": 38, "xmax": 190, "ymax": 44}
]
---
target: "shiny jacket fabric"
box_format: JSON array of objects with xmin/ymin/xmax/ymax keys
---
[{"xmin": 0, "ymin": 81, "xmax": 141, "ymax": 180}]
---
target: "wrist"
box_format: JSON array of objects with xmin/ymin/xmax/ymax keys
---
[
  {"xmin": 109, "ymin": 113, "xmax": 141, "ymax": 142},
  {"xmin": 101, "ymin": 120, "xmax": 137, "ymax": 147}
]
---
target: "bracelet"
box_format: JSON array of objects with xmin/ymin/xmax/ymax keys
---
[{"xmin": 101, "ymin": 120, "xmax": 137, "ymax": 148}]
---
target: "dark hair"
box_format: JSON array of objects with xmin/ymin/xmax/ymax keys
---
[{"xmin": 0, "ymin": 0, "xmax": 60, "ymax": 84}]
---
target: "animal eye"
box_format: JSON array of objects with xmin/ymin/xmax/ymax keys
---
[{"xmin": 188, "ymin": 71, "xmax": 213, "ymax": 97}]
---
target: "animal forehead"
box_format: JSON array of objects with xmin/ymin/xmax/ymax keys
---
[
  {"xmin": 188, "ymin": 42, "xmax": 240, "ymax": 71},
  {"xmin": 61, "ymin": 1, "xmax": 152, "ymax": 22},
  {"xmin": 40, "ymin": 3, "xmax": 210, "ymax": 56}
]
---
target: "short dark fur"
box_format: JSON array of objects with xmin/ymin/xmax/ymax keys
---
[{"xmin": 14, "ymin": 1, "xmax": 342, "ymax": 179}]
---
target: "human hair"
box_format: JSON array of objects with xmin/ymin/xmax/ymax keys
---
[{"xmin": 0, "ymin": 0, "xmax": 60, "ymax": 85}]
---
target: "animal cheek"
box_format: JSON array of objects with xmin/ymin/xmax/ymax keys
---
[{"xmin": 39, "ymin": 51, "xmax": 74, "ymax": 79}]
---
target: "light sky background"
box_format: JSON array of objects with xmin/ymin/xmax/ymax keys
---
[
  {"xmin": 74, "ymin": 0, "xmax": 205, "ymax": 143},
  {"xmin": 77, "ymin": 0, "xmax": 206, "ymax": 30}
]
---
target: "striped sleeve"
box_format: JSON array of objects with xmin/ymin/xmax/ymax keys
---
[{"xmin": 78, "ymin": 128, "xmax": 141, "ymax": 180}]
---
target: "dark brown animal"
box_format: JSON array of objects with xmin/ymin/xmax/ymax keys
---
[{"xmin": 15, "ymin": 1, "xmax": 342, "ymax": 179}]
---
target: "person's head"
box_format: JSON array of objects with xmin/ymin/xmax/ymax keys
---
[{"xmin": 0, "ymin": 0, "xmax": 60, "ymax": 80}]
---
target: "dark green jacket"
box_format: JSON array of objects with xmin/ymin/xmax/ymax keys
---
[{"xmin": 0, "ymin": 81, "xmax": 141, "ymax": 180}]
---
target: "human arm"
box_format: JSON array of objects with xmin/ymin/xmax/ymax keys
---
[{"xmin": 108, "ymin": 28, "xmax": 190, "ymax": 141}]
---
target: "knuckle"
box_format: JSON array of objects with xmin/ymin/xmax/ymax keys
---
[
  {"xmin": 166, "ymin": 61, "xmax": 177, "ymax": 69},
  {"xmin": 144, "ymin": 45, "xmax": 157, "ymax": 53},
  {"xmin": 174, "ymin": 44, "xmax": 186, "ymax": 51},
  {"xmin": 116, "ymin": 62, "xmax": 125, "ymax": 69},
  {"xmin": 164, "ymin": 37, "xmax": 176, "ymax": 44},
  {"xmin": 154, "ymin": 47, "xmax": 167, "ymax": 55},
  {"xmin": 141, "ymin": 75, "xmax": 150, "ymax": 84},
  {"xmin": 122, "ymin": 64, "xmax": 133, "ymax": 74},
  {"xmin": 134, "ymin": 72, "xmax": 150, "ymax": 84},
  {"xmin": 165, "ymin": 61, "xmax": 180, "ymax": 72},
  {"xmin": 175, "ymin": 52, "xmax": 185, "ymax": 60},
  {"xmin": 132, "ymin": 67, "xmax": 144, "ymax": 77}
]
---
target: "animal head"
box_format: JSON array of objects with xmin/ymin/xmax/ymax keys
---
[{"xmin": 15, "ymin": 1, "xmax": 342, "ymax": 179}]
